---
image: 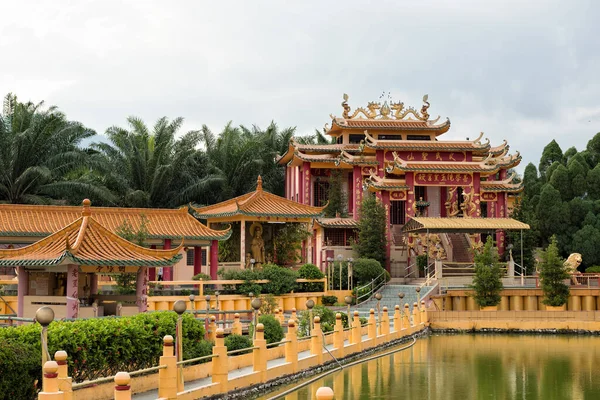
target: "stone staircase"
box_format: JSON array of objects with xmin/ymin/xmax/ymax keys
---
[
  {"xmin": 447, "ymin": 233, "xmax": 473, "ymax": 262},
  {"xmin": 352, "ymin": 284, "xmax": 436, "ymax": 317}
]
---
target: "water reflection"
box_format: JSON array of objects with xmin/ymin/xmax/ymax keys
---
[{"xmin": 258, "ymin": 334, "xmax": 600, "ymax": 399}]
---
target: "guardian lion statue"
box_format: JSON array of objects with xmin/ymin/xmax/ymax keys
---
[{"xmin": 564, "ymin": 253, "xmax": 582, "ymax": 285}]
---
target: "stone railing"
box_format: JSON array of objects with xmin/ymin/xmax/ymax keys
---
[{"xmin": 38, "ymin": 302, "xmax": 428, "ymax": 400}]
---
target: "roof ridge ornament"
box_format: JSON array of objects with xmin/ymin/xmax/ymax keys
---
[
  {"xmin": 256, "ymin": 176, "xmax": 263, "ymax": 191},
  {"xmin": 340, "ymin": 93, "xmax": 435, "ymax": 121},
  {"xmin": 81, "ymin": 199, "xmax": 91, "ymax": 217}
]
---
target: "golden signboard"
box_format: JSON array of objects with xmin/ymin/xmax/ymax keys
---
[{"xmin": 80, "ymin": 266, "xmax": 140, "ymax": 274}]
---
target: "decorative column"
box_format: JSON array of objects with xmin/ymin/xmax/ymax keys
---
[
  {"xmin": 162, "ymin": 239, "xmax": 172, "ymax": 281},
  {"xmin": 90, "ymin": 273, "xmax": 98, "ymax": 297},
  {"xmin": 136, "ymin": 267, "xmax": 148, "ymax": 313},
  {"xmin": 473, "ymin": 173, "xmax": 481, "ymax": 218},
  {"xmin": 406, "ymin": 172, "xmax": 415, "ymax": 219},
  {"xmin": 66, "ymin": 264, "xmax": 79, "ymax": 319},
  {"xmin": 352, "ymin": 166, "xmax": 362, "ymax": 220},
  {"xmin": 496, "ymin": 191, "xmax": 507, "ymax": 255},
  {"xmin": 240, "ymin": 220, "xmax": 246, "ymax": 268},
  {"xmin": 17, "ymin": 266, "xmax": 28, "ymax": 318},
  {"xmin": 193, "ymin": 246, "xmax": 202, "ymax": 276},
  {"xmin": 347, "ymin": 171, "xmax": 354, "ymax": 215},
  {"xmin": 381, "ymin": 191, "xmax": 392, "ymax": 272},
  {"xmin": 148, "ymin": 245, "xmax": 157, "ymax": 281},
  {"xmin": 210, "ymin": 240, "xmax": 219, "ymax": 280}
]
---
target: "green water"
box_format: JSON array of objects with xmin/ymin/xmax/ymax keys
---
[{"xmin": 259, "ymin": 334, "xmax": 600, "ymax": 399}]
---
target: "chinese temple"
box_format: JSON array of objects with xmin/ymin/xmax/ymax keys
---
[{"xmin": 278, "ymin": 94, "xmax": 526, "ymax": 276}]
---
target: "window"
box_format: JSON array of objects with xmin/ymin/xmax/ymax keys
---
[
  {"xmin": 313, "ymin": 179, "xmax": 329, "ymax": 207},
  {"xmin": 407, "ymin": 135, "xmax": 432, "ymax": 141},
  {"xmin": 378, "ymin": 134, "xmax": 402, "ymax": 140},
  {"xmin": 414, "ymin": 186, "xmax": 426, "ymax": 201},
  {"xmin": 457, "ymin": 187, "xmax": 464, "ymax": 215},
  {"xmin": 390, "ymin": 201, "xmax": 406, "ymax": 225},
  {"xmin": 349, "ymin": 134, "xmax": 364, "ymax": 144},
  {"xmin": 186, "ymin": 249, "xmax": 194, "ymax": 266},
  {"xmin": 0, "ymin": 267, "xmax": 15, "ymax": 276},
  {"xmin": 480, "ymin": 202, "xmax": 488, "ymax": 218},
  {"xmin": 324, "ymin": 228, "xmax": 357, "ymax": 246}
]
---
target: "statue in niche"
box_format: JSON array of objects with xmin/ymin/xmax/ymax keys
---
[
  {"xmin": 445, "ymin": 187, "xmax": 459, "ymax": 217},
  {"xmin": 564, "ymin": 253, "xmax": 583, "ymax": 285},
  {"xmin": 250, "ymin": 222, "xmax": 265, "ymax": 265}
]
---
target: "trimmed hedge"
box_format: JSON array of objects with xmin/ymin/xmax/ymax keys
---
[
  {"xmin": 297, "ymin": 263, "xmax": 325, "ymax": 292},
  {"xmin": 0, "ymin": 340, "xmax": 39, "ymax": 400},
  {"xmin": 0, "ymin": 311, "xmax": 211, "ymax": 387},
  {"xmin": 258, "ymin": 314, "xmax": 284, "ymax": 344},
  {"xmin": 224, "ymin": 334, "xmax": 253, "ymax": 354}
]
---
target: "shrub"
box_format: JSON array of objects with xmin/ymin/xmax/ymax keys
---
[
  {"xmin": 0, "ymin": 311, "xmax": 210, "ymax": 384},
  {"xmin": 585, "ymin": 266, "xmax": 600, "ymax": 273},
  {"xmin": 321, "ymin": 295, "xmax": 338, "ymax": 306},
  {"xmin": 353, "ymin": 258, "xmax": 386, "ymax": 286},
  {"xmin": 468, "ymin": 237, "xmax": 504, "ymax": 307},
  {"xmin": 218, "ymin": 268, "xmax": 263, "ymax": 295},
  {"xmin": 259, "ymin": 294, "xmax": 279, "ymax": 315},
  {"xmin": 297, "ymin": 305, "xmax": 337, "ymax": 336},
  {"xmin": 192, "ymin": 273, "xmax": 211, "ymax": 281},
  {"xmin": 296, "ymin": 263, "xmax": 325, "ymax": 292},
  {"xmin": 261, "ymin": 264, "xmax": 298, "ymax": 295},
  {"xmin": 272, "ymin": 224, "xmax": 312, "ymax": 265},
  {"xmin": 224, "ymin": 334, "xmax": 253, "ymax": 354},
  {"xmin": 0, "ymin": 340, "xmax": 39, "ymax": 400},
  {"xmin": 258, "ymin": 314, "xmax": 284, "ymax": 344},
  {"xmin": 539, "ymin": 237, "xmax": 570, "ymax": 307}
]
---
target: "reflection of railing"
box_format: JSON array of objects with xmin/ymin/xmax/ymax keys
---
[{"xmin": 354, "ymin": 271, "xmax": 387, "ymax": 306}]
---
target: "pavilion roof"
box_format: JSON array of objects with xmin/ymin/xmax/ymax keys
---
[
  {"xmin": 402, "ymin": 217, "xmax": 530, "ymax": 233},
  {"xmin": 364, "ymin": 173, "xmax": 409, "ymax": 191},
  {"xmin": 0, "ymin": 200, "xmax": 183, "ymax": 267},
  {"xmin": 315, "ymin": 217, "xmax": 359, "ymax": 229},
  {"xmin": 0, "ymin": 203, "xmax": 230, "ymax": 241},
  {"xmin": 481, "ymin": 175, "xmax": 524, "ymax": 193},
  {"xmin": 192, "ymin": 176, "xmax": 326, "ymax": 221},
  {"xmin": 386, "ymin": 151, "xmax": 521, "ymax": 175},
  {"xmin": 362, "ymin": 131, "xmax": 491, "ymax": 153}
]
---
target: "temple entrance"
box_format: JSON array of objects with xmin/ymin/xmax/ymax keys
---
[{"xmin": 390, "ymin": 201, "xmax": 406, "ymax": 225}]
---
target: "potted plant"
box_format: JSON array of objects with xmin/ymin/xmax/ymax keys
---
[
  {"xmin": 539, "ymin": 237, "xmax": 569, "ymax": 311},
  {"xmin": 469, "ymin": 237, "xmax": 503, "ymax": 311}
]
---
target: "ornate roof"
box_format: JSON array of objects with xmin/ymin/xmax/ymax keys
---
[
  {"xmin": 315, "ymin": 217, "xmax": 359, "ymax": 229},
  {"xmin": 0, "ymin": 200, "xmax": 183, "ymax": 267},
  {"xmin": 277, "ymin": 140, "xmax": 362, "ymax": 165},
  {"xmin": 481, "ymin": 174, "xmax": 524, "ymax": 193},
  {"xmin": 363, "ymin": 131, "xmax": 490, "ymax": 152},
  {"xmin": 335, "ymin": 151, "xmax": 379, "ymax": 166},
  {"xmin": 327, "ymin": 94, "xmax": 450, "ymax": 136},
  {"xmin": 402, "ymin": 217, "xmax": 530, "ymax": 233},
  {"xmin": 0, "ymin": 203, "xmax": 230, "ymax": 241},
  {"xmin": 192, "ymin": 176, "xmax": 326, "ymax": 220},
  {"xmin": 364, "ymin": 173, "xmax": 409, "ymax": 191}
]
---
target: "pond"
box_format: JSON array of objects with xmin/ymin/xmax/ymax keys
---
[{"xmin": 259, "ymin": 334, "xmax": 600, "ymax": 399}]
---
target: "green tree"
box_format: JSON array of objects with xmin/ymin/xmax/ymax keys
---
[
  {"xmin": 271, "ymin": 224, "xmax": 311, "ymax": 265},
  {"xmin": 563, "ymin": 146, "xmax": 578, "ymax": 164},
  {"xmin": 354, "ymin": 193, "xmax": 387, "ymax": 266},
  {"xmin": 468, "ymin": 237, "xmax": 503, "ymax": 307},
  {"xmin": 0, "ymin": 93, "xmax": 111, "ymax": 204},
  {"xmin": 94, "ymin": 116, "xmax": 220, "ymax": 208},
  {"xmin": 570, "ymin": 213, "xmax": 600, "ymax": 268},
  {"xmin": 114, "ymin": 216, "xmax": 149, "ymax": 294},
  {"xmin": 537, "ymin": 184, "xmax": 568, "ymax": 245},
  {"xmin": 567, "ymin": 158, "xmax": 588, "ymax": 198},
  {"xmin": 585, "ymin": 132, "xmax": 600, "ymax": 166},
  {"xmin": 508, "ymin": 198, "xmax": 539, "ymax": 275},
  {"xmin": 324, "ymin": 169, "xmax": 347, "ymax": 217},
  {"xmin": 539, "ymin": 139, "xmax": 563, "ymax": 178},
  {"xmin": 548, "ymin": 164, "xmax": 571, "ymax": 201},
  {"xmin": 587, "ymin": 164, "xmax": 600, "ymax": 200},
  {"xmin": 539, "ymin": 237, "xmax": 569, "ymax": 307}
]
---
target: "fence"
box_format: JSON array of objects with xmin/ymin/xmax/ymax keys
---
[{"xmin": 36, "ymin": 302, "xmax": 428, "ymax": 400}]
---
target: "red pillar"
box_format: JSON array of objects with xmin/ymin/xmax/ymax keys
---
[
  {"xmin": 210, "ymin": 240, "xmax": 219, "ymax": 279},
  {"xmin": 348, "ymin": 171, "xmax": 354, "ymax": 215},
  {"xmin": 194, "ymin": 246, "xmax": 202, "ymax": 276},
  {"xmin": 353, "ymin": 166, "xmax": 362, "ymax": 220},
  {"xmin": 136, "ymin": 267, "xmax": 148, "ymax": 313},
  {"xmin": 382, "ymin": 191, "xmax": 392, "ymax": 272},
  {"xmin": 162, "ymin": 239, "xmax": 172, "ymax": 281},
  {"xmin": 406, "ymin": 172, "xmax": 415, "ymax": 219},
  {"xmin": 148, "ymin": 245, "xmax": 156, "ymax": 281},
  {"xmin": 302, "ymin": 162, "xmax": 311, "ymax": 205},
  {"xmin": 473, "ymin": 173, "xmax": 481, "ymax": 218},
  {"xmin": 17, "ymin": 266, "xmax": 28, "ymax": 318},
  {"xmin": 67, "ymin": 264, "xmax": 79, "ymax": 319}
]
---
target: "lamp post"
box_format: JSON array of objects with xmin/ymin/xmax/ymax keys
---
[
  {"xmin": 306, "ymin": 299, "xmax": 315, "ymax": 336},
  {"xmin": 189, "ymin": 294, "xmax": 195, "ymax": 317},
  {"xmin": 347, "ymin": 257, "xmax": 354, "ymax": 291},
  {"xmin": 250, "ymin": 259, "xmax": 256, "ymax": 271},
  {"xmin": 215, "ymin": 291, "xmax": 220, "ymax": 325},
  {"xmin": 251, "ymin": 297, "xmax": 262, "ymax": 340},
  {"xmin": 398, "ymin": 292, "xmax": 405, "ymax": 319},
  {"xmin": 337, "ymin": 254, "xmax": 343, "ymax": 290},
  {"xmin": 35, "ymin": 306, "xmax": 54, "ymax": 368},
  {"xmin": 415, "ymin": 287, "xmax": 421, "ymax": 305},
  {"xmin": 173, "ymin": 300, "xmax": 187, "ymax": 389},
  {"xmin": 344, "ymin": 296, "xmax": 353, "ymax": 326},
  {"xmin": 326, "ymin": 257, "xmax": 333, "ymax": 290},
  {"xmin": 205, "ymin": 294, "xmax": 211, "ymax": 339},
  {"xmin": 375, "ymin": 292, "xmax": 382, "ymax": 334}
]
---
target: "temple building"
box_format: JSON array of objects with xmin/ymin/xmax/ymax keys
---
[{"xmin": 278, "ymin": 94, "xmax": 525, "ymax": 276}]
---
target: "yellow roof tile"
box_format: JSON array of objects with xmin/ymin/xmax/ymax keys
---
[{"xmin": 403, "ymin": 217, "xmax": 530, "ymax": 233}]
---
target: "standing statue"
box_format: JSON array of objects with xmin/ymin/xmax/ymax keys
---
[
  {"xmin": 564, "ymin": 253, "xmax": 583, "ymax": 285},
  {"xmin": 445, "ymin": 187, "xmax": 459, "ymax": 217},
  {"xmin": 250, "ymin": 222, "xmax": 265, "ymax": 265}
]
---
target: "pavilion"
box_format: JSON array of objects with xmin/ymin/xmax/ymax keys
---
[
  {"xmin": 192, "ymin": 176, "xmax": 325, "ymax": 269},
  {"xmin": 0, "ymin": 200, "xmax": 184, "ymax": 319}
]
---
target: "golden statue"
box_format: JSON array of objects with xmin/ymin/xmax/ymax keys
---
[
  {"xmin": 250, "ymin": 222, "xmax": 265, "ymax": 264},
  {"xmin": 445, "ymin": 187, "xmax": 459, "ymax": 217},
  {"xmin": 564, "ymin": 253, "xmax": 582, "ymax": 285}
]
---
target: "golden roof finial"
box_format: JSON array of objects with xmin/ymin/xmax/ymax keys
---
[
  {"xmin": 256, "ymin": 176, "xmax": 263, "ymax": 191},
  {"xmin": 81, "ymin": 199, "xmax": 91, "ymax": 217}
]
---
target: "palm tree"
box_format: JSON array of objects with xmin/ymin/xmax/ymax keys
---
[
  {"xmin": 0, "ymin": 93, "xmax": 111, "ymax": 204},
  {"xmin": 94, "ymin": 116, "xmax": 221, "ymax": 208}
]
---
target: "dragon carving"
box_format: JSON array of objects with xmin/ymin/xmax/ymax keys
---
[
  {"xmin": 445, "ymin": 187, "xmax": 459, "ymax": 217},
  {"xmin": 461, "ymin": 190, "xmax": 477, "ymax": 218}
]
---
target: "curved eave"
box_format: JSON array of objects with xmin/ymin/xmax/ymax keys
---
[
  {"xmin": 331, "ymin": 118, "xmax": 451, "ymax": 134},
  {"xmin": 390, "ymin": 164, "xmax": 500, "ymax": 174},
  {"xmin": 0, "ymin": 252, "xmax": 183, "ymax": 267},
  {"xmin": 367, "ymin": 183, "xmax": 409, "ymax": 191},
  {"xmin": 481, "ymin": 183, "xmax": 525, "ymax": 193},
  {"xmin": 196, "ymin": 210, "xmax": 324, "ymax": 220}
]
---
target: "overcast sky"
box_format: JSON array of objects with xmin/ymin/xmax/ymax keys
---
[{"xmin": 2, "ymin": 0, "xmax": 600, "ymax": 172}]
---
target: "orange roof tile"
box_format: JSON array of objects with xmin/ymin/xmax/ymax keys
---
[
  {"xmin": 193, "ymin": 176, "xmax": 325, "ymax": 220},
  {"xmin": 0, "ymin": 201, "xmax": 183, "ymax": 267},
  {"xmin": 315, "ymin": 218, "xmax": 359, "ymax": 229},
  {"xmin": 363, "ymin": 131, "xmax": 490, "ymax": 152},
  {"xmin": 0, "ymin": 203, "xmax": 230, "ymax": 241},
  {"xmin": 330, "ymin": 117, "xmax": 451, "ymax": 135}
]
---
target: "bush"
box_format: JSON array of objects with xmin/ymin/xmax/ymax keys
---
[
  {"xmin": 468, "ymin": 237, "xmax": 503, "ymax": 307},
  {"xmin": 259, "ymin": 294, "xmax": 279, "ymax": 315},
  {"xmin": 258, "ymin": 314, "xmax": 284, "ymax": 344},
  {"xmin": 224, "ymin": 334, "xmax": 253, "ymax": 354},
  {"xmin": 218, "ymin": 268, "xmax": 263, "ymax": 295},
  {"xmin": 585, "ymin": 266, "xmax": 600, "ymax": 273},
  {"xmin": 539, "ymin": 237, "xmax": 570, "ymax": 307},
  {"xmin": 353, "ymin": 258, "xmax": 386, "ymax": 286},
  {"xmin": 0, "ymin": 340, "xmax": 39, "ymax": 400},
  {"xmin": 297, "ymin": 263, "xmax": 325, "ymax": 292},
  {"xmin": 192, "ymin": 273, "xmax": 211, "ymax": 281},
  {"xmin": 321, "ymin": 295, "xmax": 338, "ymax": 306},
  {"xmin": 297, "ymin": 305, "xmax": 337, "ymax": 336},
  {"xmin": 261, "ymin": 264, "xmax": 299, "ymax": 295},
  {"xmin": 0, "ymin": 311, "xmax": 211, "ymax": 384}
]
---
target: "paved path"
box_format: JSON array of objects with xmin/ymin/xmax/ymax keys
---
[{"xmin": 132, "ymin": 337, "xmax": 365, "ymax": 399}]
